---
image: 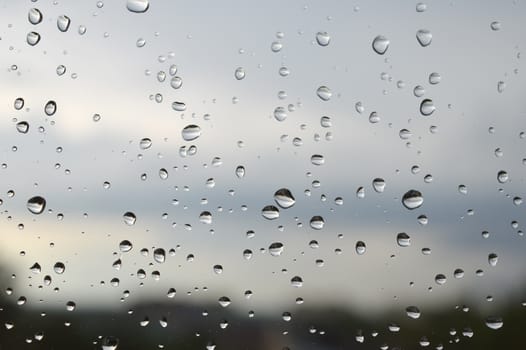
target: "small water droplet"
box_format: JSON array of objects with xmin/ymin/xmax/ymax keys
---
[
  {"xmin": 126, "ymin": 0, "xmax": 149, "ymax": 13},
  {"xmin": 153, "ymin": 248, "xmax": 165, "ymax": 263},
  {"xmin": 101, "ymin": 336, "xmax": 119, "ymax": 350},
  {"xmin": 372, "ymin": 35, "xmax": 389, "ymax": 55},
  {"xmin": 218, "ymin": 296, "xmax": 231, "ymax": 307},
  {"xmin": 311, "ymin": 154, "xmax": 325, "ymax": 166},
  {"xmin": 274, "ymin": 106, "xmax": 287, "ymax": 121},
  {"xmin": 119, "ymin": 240, "xmax": 132, "ymax": 252},
  {"xmin": 497, "ymin": 81, "xmax": 506, "ymax": 93},
  {"xmin": 485, "ymin": 316, "xmax": 503, "ymax": 330},
  {"xmin": 139, "ymin": 138, "xmax": 152, "ymax": 149},
  {"xmin": 53, "ymin": 262, "xmax": 65, "ymax": 274},
  {"xmin": 416, "ymin": 2, "xmax": 427, "ymax": 12},
  {"xmin": 235, "ymin": 165, "xmax": 245, "ymax": 178},
  {"xmin": 488, "ymin": 253, "xmax": 498, "ymax": 267},
  {"xmin": 372, "ymin": 178, "xmax": 386, "ymax": 193},
  {"xmin": 435, "ymin": 274, "xmax": 447, "ymax": 285},
  {"xmin": 490, "ymin": 21, "xmax": 501, "ymax": 31},
  {"xmin": 27, "ymin": 196, "xmax": 46, "ymax": 214},
  {"xmin": 291, "ymin": 276, "xmax": 303, "ymax": 287},
  {"xmin": 497, "ymin": 170, "xmax": 508, "ymax": 183}
]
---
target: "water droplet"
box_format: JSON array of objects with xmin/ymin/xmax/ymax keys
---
[
  {"xmin": 169, "ymin": 76, "xmax": 182, "ymax": 89},
  {"xmin": 139, "ymin": 138, "xmax": 152, "ymax": 149},
  {"xmin": 172, "ymin": 101, "xmax": 186, "ymax": 111},
  {"xmin": 355, "ymin": 241, "xmax": 366, "ymax": 255},
  {"xmin": 274, "ymin": 188, "xmax": 295, "ymax": 208},
  {"xmin": 101, "ymin": 336, "xmax": 119, "ymax": 350},
  {"xmin": 159, "ymin": 168, "xmax": 168, "ymax": 180},
  {"xmin": 416, "ymin": 29, "xmax": 432, "ymax": 47},
  {"xmin": 406, "ymin": 306, "xmax": 421, "ymax": 319},
  {"xmin": 16, "ymin": 121, "xmax": 29, "ymax": 134},
  {"xmin": 429, "ymin": 72, "xmax": 441, "ymax": 84},
  {"xmin": 199, "ymin": 211, "xmax": 212, "ymax": 224},
  {"xmin": 316, "ymin": 31, "xmax": 330, "ymax": 46},
  {"xmin": 269, "ymin": 242, "xmax": 284, "ymax": 256},
  {"xmin": 316, "ymin": 86, "xmax": 332, "ymax": 101},
  {"xmin": 119, "ymin": 240, "xmax": 132, "ymax": 252},
  {"xmin": 57, "ymin": 15, "xmax": 71, "ymax": 32},
  {"xmin": 435, "ymin": 274, "xmax": 447, "ymax": 285},
  {"xmin": 181, "ymin": 125, "xmax": 201, "ymax": 141},
  {"xmin": 402, "ymin": 190, "xmax": 423, "ymax": 209},
  {"xmin": 30, "ymin": 263, "xmax": 41, "ymax": 274},
  {"xmin": 28, "ymin": 8, "xmax": 43, "ymax": 25},
  {"xmin": 213, "ymin": 264, "xmax": 223, "ymax": 274},
  {"xmin": 27, "ymin": 31, "xmax": 41, "ymax": 46},
  {"xmin": 270, "ymin": 41, "xmax": 282, "ymax": 52},
  {"xmin": 369, "ymin": 111, "xmax": 380, "ymax": 123},
  {"xmin": 485, "ymin": 316, "xmax": 503, "ymax": 330},
  {"xmin": 397, "ymin": 232, "xmax": 411, "ymax": 247},
  {"xmin": 234, "ymin": 67, "xmax": 245, "ymax": 80},
  {"xmin": 497, "ymin": 170, "xmax": 509, "ymax": 183},
  {"xmin": 309, "ymin": 216, "xmax": 325, "ymax": 230},
  {"xmin": 261, "ymin": 205, "xmax": 280, "ymax": 220},
  {"xmin": 66, "ymin": 301, "xmax": 76, "ymax": 311},
  {"xmin": 126, "ymin": 0, "xmax": 149, "ymax": 13},
  {"xmin": 497, "ymin": 81, "xmax": 506, "ymax": 93},
  {"xmin": 291, "ymin": 276, "xmax": 303, "ymax": 287},
  {"xmin": 488, "ymin": 253, "xmax": 498, "ymax": 267},
  {"xmin": 454, "ymin": 268, "xmax": 465, "ymax": 278},
  {"xmin": 372, "ymin": 178, "xmax": 386, "ymax": 193},
  {"xmin": 56, "ymin": 65, "xmax": 66, "ymax": 75},
  {"xmin": 44, "ymin": 101, "xmax": 57, "ymax": 116},
  {"xmin": 274, "ymin": 106, "xmax": 287, "ymax": 121},
  {"xmin": 311, "ymin": 154, "xmax": 325, "ymax": 166},
  {"xmin": 420, "ymin": 99, "xmax": 435, "ymax": 116},
  {"xmin": 27, "ymin": 196, "xmax": 46, "ymax": 214},
  {"xmin": 53, "ymin": 262, "xmax": 65, "ymax": 274},
  {"xmin": 218, "ymin": 296, "xmax": 231, "ymax": 307},
  {"xmin": 416, "ymin": 2, "xmax": 427, "ymax": 12},
  {"xmin": 490, "ymin": 21, "xmax": 501, "ymax": 31},
  {"xmin": 372, "ymin": 35, "xmax": 389, "ymax": 55},
  {"xmin": 153, "ymin": 248, "xmax": 165, "ymax": 263},
  {"xmin": 14, "ymin": 98, "xmax": 24, "ymax": 110},
  {"xmin": 235, "ymin": 165, "xmax": 245, "ymax": 178},
  {"xmin": 123, "ymin": 212, "xmax": 136, "ymax": 225}
]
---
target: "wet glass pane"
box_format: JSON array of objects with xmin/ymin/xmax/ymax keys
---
[{"xmin": 0, "ymin": 0, "xmax": 525, "ymax": 349}]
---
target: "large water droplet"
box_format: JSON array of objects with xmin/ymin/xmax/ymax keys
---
[
  {"xmin": 488, "ymin": 253, "xmax": 498, "ymax": 267},
  {"xmin": 27, "ymin": 32, "xmax": 41, "ymax": 46},
  {"xmin": 309, "ymin": 216, "xmax": 325, "ymax": 230},
  {"xmin": 435, "ymin": 274, "xmax": 447, "ymax": 285},
  {"xmin": 416, "ymin": 29, "xmax": 432, "ymax": 47},
  {"xmin": 372, "ymin": 35, "xmax": 389, "ymax": 55},
  {"xmin": 44, "ymin": 101, "xmax": 57, "ymax": 116},
  {"xmin": 153, "ymin": 248, "xmax": 166, "ymax": 263},
  {"xmin": 53, "ymin": 262, "xmax": 65, "ymax": 274},
  {"xmin": 101, "ymin": 336, "xmax": 119, "ymax": 350},
  {"xmin": 119, "ymin": 240, "xmax": 133, "ymax": 252},
  {"xmin": 274, "ymin": 188, "xmax": 295, "ymax": 208},
  {"xmin": 497, "ymin": 170, "xmax": 509, "ymax": 183},
  {"xmin": 485, "ymin": 316, "xmax": 503, "ymax": 330},
  {"xmin": 199, "ymin": 211, "xmax": 212, "ymax": 224},
  {"xmin": 269, "ymin": 242, "xmax": 284, "ymax": 257},
  {"xmin": 27, "ymin": 196, "xmax": 46, "ymax": 214},
  {"xmin": 126, "ymin": 0, "xmax": 149, "ymax": 13},
  {"xmin": 372, "ymin": 178, "xmax": 386, "ymax": 193},
  {"xmin": 316, "ymin": 86, "xmax": 332, "ymax": 101},
  {"xmin": 291, "ymin": 276, "xmax": 303, "ymax": 287},
  {"xmin": 218, "ymin": 296, "xmax": 231, "ymax": 307},
  {"xmin": 235, "ymin": 165, "xmax": 245, "ymax": 178},
  {"xmin": 57, "ymin": 15, "xmax": 71, "ymax": 32},
  {"xmin": 355, "ymin": 241, "xmax": 366, "ymax": 255},
  {"xmin": 182, "ymin": 125, "xmax": 201, "ymax": 141},
  {"xmin": 397, "ymin": 232, "xmax": 411, "ymax": 247},
  {"xmin": 402, "ymin": 190, "xmax": 424, "ymax": 209},
  {"xmin": 420, "ymin": 99, "xmax": 435, "ymax": 116},
  {"xmin": 311, "ymin": 154, "xmax": 325, "ymax": 166},
  {"xmin": 170, "ymin": 76, "xmax": 182, "ymax": 89},
  {"xmin": 490, "ymin": 21, "xmax": 501, "ymax": 31},
  {"xmin": 16, "ymin": 121, "xmax": 29, "ymax": 134},
  {"xmin": 28, "ymin": 8, "xmax": 43, "ymax": 25},
  {"xmin": 406, "ymin": 306, "xmax": 421, "ymax": 319},
  {"xmin": 234, "ymin": 67, "xmax": 245, "ymax": 80},
  {"xmin": 274, "ymin": 106, "xmax": 287, "ymax": 121},
  {"xmin": 139, "ymin": 138, "xmax": 152, "ymax": 149},
  {"xmin": 261, "ymin": 205, "xmax": 280, "ymax": 220},
  {"xmin": 316, "ymin": 32, "xmax": 331, "ymax": 46},
  {"xmin": 123, "ymin": 212, "xmax": 136, "ymax": 225},
  {"xmin": 14, "ymin": 98, "xmax": 24, "ymax": 110}
]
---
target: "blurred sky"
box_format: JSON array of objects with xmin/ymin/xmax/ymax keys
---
[{"xmin": 0, "ymin": 0, "xmax": 525, "ymax": 319}]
